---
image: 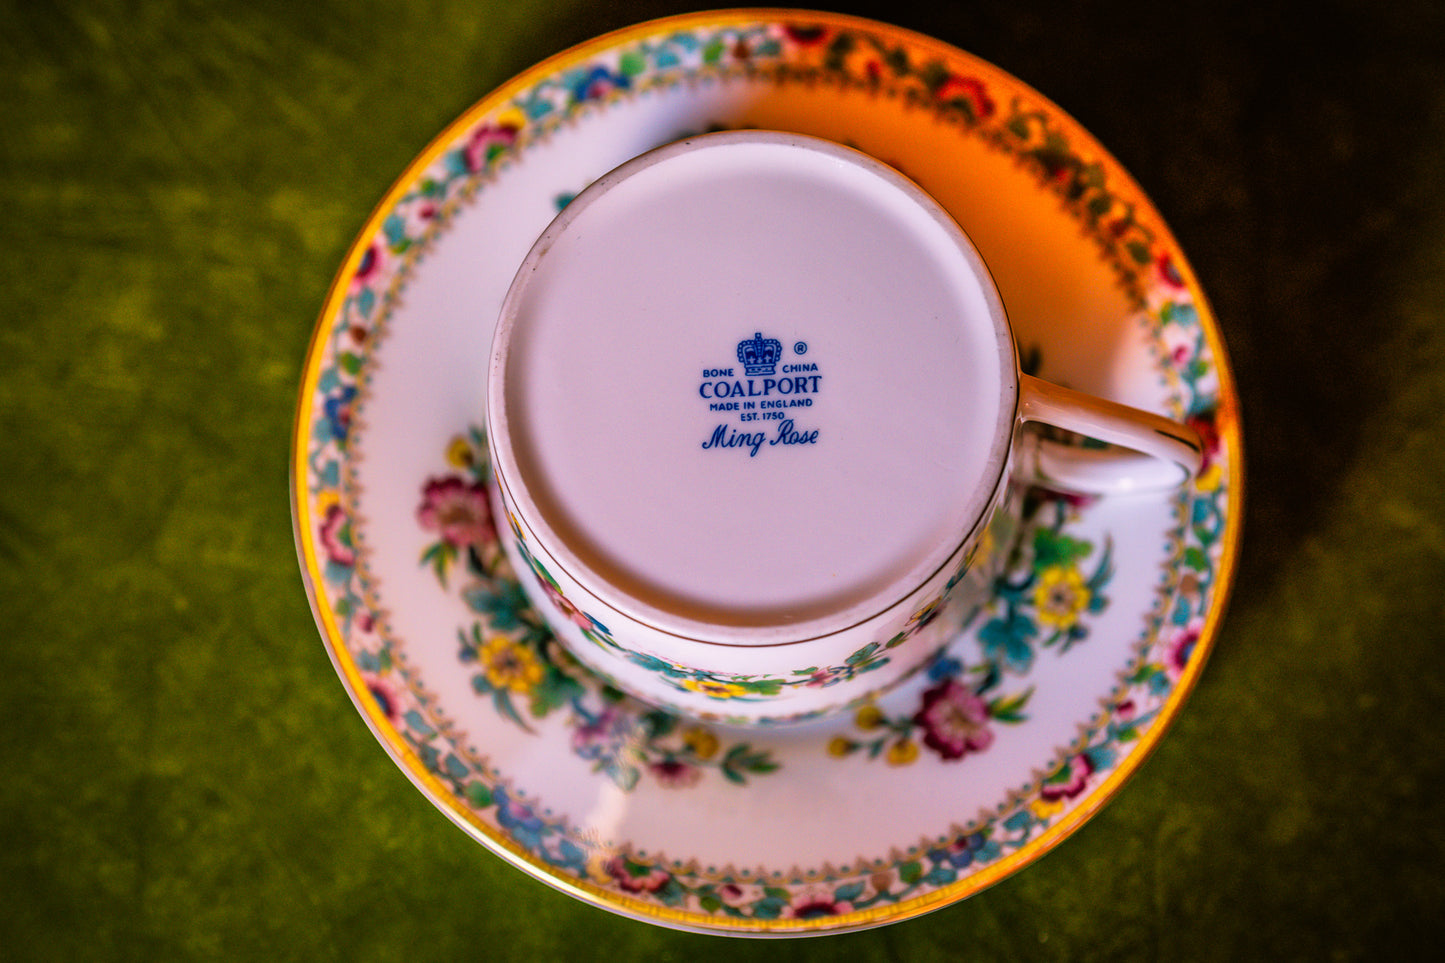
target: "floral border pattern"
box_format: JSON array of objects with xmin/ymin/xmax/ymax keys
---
[
  {"xmin": 298, "ymin": 15, "xmax": 1232, "ymax": 929},
  {"xmin": 828, "ymin": 490, "xmax": 1113, "ymax": 767},
  {"xmin": 415, "ymin": 428, "xmax": 780, "ymax": 791},
  {"xmin": 415, "ymin": 428, "xmax": 1107, "ymax": 782},
  {"xmin": 499, "ymin": 505, "xmax": 911, "ymax": 704}
]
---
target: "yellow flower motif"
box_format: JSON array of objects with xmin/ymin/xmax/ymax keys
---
[
  {"xmin": 682, "ymin": 727, "xmax": 720, "ymax": 760},
  {"xmin": 478, "ymin": 635, "xmax": 544, "ymax": 694},
  {"xmin": 1030, "ymin": 795, "xmax": 1066, "ymax": 820},
  {"xmin": 445, "ymin": 435, "xmax": 475, "ymax": 469},
  {"xmin": 1033, "ymin": 565, "xmax": 1091, "ymax": 630},
  {"xmin": 316, "ymin": 489, "xmax": 341, "ymax": 515},
  {"xmin": 885, "ymin": 740, "xmax": 920, "ymax": 766},
  {"xmin": 979, "ymin": 525, "xmax": 996, "ymax": 559},
  {"xmin": 681, "ymin": 677, "xmax": 749, "ymax": 700},
  {"xmin": 495, "ymin": 107, "xmax": 527, "ymax": 130},
  {"xmin": 585, "ymin": 851, "xmax": 615, "ymax": 884},
  {"xmin": 907, "ymin": 597, "xmax": 942, "ymax": 628},
  {"xmin": 854, "ymin": 704, "xmax": 886, "ymax": 730},
  {"xmin": 970, "ymin": 526, "xmax": 996, "ymax": 570},
  {"xmin": 827, "ymin": 736, "xmax": 854, "ymax": 758},
  {"xmin": 1195, "ymin": 460, "xmax": 1223, "ymax": 493}
]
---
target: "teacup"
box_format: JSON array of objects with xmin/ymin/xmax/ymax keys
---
[{"xmin": 485, "ymin": 130, "xmax": 1201, "ymax": 725}]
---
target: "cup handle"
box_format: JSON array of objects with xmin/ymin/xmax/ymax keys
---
[{"xmin": 1016, "ymin": 373, "xmax": 1204, "ymax": 495}]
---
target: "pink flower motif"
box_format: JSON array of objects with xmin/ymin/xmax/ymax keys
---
[
  {"xmin": 1164, "ymin": 619, "xmax": 1202, "ymax": 681},
  {"xmin": 363, "ymin": 674, "xmax": 400, "ymax": 722},
  {"xmin": 648, "ymin": 759, "xmax": 703, "ymax": 789},
  {"xmin": 463, "ymin": 122, "xmax": 518, "ymax": 173},
  {"xmin": 604, "ymin": 855, "xmax": 671, "ymax": 894},
  {"xmin": 911, "ymin": 678, "xmax": 995, "ymax": 760},
  {"xmin": 803, "ymin": 669, "xmax": 837, "ymax": 688},
  {"xmin": 319, "ymin": 503, "xmax": 355, "ymax": 566},
  {"xmin": 782, "ymin": 24, "xmax": 830, "ymax": 46},
  {"xmin": 349, "ymin": 242, "xmax": 385, "ymax": 293},
  {"xmin": 571, "ymin": 706, "xmax": 627, "ymax": 756},
  {"xmin": 712, "ymin": 881, "xmax": 763, "ymax": 908},
  {"xmin": 1031, "ymin": 486, "xmax": 1099, "ymax": 511},
  {"xmin": 1041, "ymin": 753, "xmax": 1095, "ymax": 802},
  {"xmin": 399, "ymin": 200, "xmax": 438, "ymax": 240},
  {"xmin": 416, "ymin": 476, "xmax": 495, "ymax": 548},
  {"xmin": 538, "ymin": 577, "xmax": 595, "ymax": 632},
  {"xmin": 935, "ymin": 74, "xmax": 995, "ymax": 120},
  {"xmin": 1155, "ymin": 252, "xmax": 1188, "ymax": 290},
  {"xmin": 788, "ymin": 889, "xmax": 854, "ymax": 919},
  {"xmin": 1186, "ymin": 414, "xmax": 1221, "ymax": 476}
]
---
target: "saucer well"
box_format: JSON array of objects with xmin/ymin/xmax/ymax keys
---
[{"xmin": 292, "ymin": 9, "xmax": 1241, "ymax": 936}]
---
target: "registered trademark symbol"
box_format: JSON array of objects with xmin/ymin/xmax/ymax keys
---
[{"xmin": 793, "ymin": 341, "xmax": 808, "ymax": 355}]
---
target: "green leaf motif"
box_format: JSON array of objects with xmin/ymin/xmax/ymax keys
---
[
  {"xmin": 988, "ymin": 686, "xmax": 1035, "ymax": 724},
  {"xmin": 723, "ymin": 744, "xmax": 780, "ymax": 778},
  {"xmin": 403, "ymin": 710, "xmax": 435, "ymax": 738},
  {"xmin": 528, "ymin": 668, "xmax": 583, "ymax": 717},
  {"xmin": 618, "ymin": 51, "xmax": 646, "ymax": 75},
  {"xmin": 752, "ymin": 897, "xmax": 785, "ymax": 920},
  {"xmin": 488, "ymin": 688, "xmax": 531, "ymax": 733},
  {"xmin": 918, "ymin": 59, "xmax": 949, "ymax": 93},
  {"xmin": 464, "ymin": 782, "xmax": 493, "ymax": 809},
  {"xmin": 1126, "ymin": 661, "xmax": 1164, "ymax": 686},
  {"xmin": 846, "ymin": 642, "xmax": 880, "ymax": 665},
  {"xmin": 1032, "ymin": 528, "xmax": 1093, "ymax": 569},
  {"xmin": 823, "ymin": 32, "xmax": 854, "ymax": 72}
]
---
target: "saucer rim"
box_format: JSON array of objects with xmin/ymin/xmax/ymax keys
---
[{"xmin": 291, "ymin": 7, "xmax": 1244, "ymax": 937}]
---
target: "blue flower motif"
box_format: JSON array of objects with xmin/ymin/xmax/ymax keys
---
[
  {"xmin": 323, "ymin": 385, "xmax": 357, "ymax": 444},
  {"xmin": 927, "ymin": 654, "xmax": 963, "ymax": 682},
  {"xmin": 492, "ymin": 786, "xmax": 546, "ymax": 851},
  {"xmin": 978, "ymin": 609, "xmax": 1038, "ymax": 674},
  {"xmin": 570, "ymin": 64, "xmax": 631, "ymax": 103},
  {"xmin": 931, "ymin": 831, "xmax": 990, "ymax": 869}
]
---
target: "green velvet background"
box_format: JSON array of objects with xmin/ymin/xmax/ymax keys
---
[{"xmin": 3, "ymin": 0, "xmax": 1443, "ymax": 958}]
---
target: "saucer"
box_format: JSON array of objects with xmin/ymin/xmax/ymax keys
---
[{"xmin": 292, "ymin": 10, "xmax": 1241, "ymax": 936}]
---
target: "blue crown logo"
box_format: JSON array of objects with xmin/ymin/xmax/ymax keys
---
[{"xmin": 736, "ymin": 332, "xmax": 783, "ymax": 376}]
